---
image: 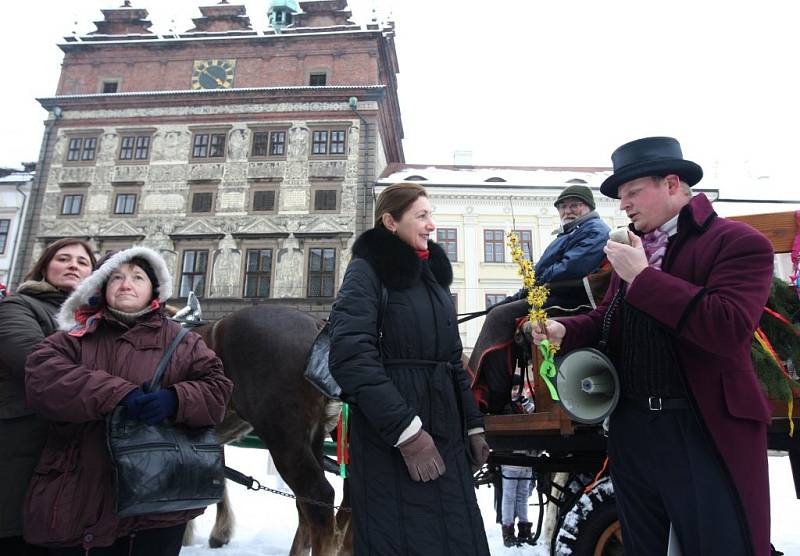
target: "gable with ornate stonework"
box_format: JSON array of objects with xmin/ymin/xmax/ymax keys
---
[
  {"xmin": 234, "ymin": 218, "xmax": 288, "ymax": 236},
  {"xmin": 171, "ymin": 219, "xmax": 224, "ymax": 238},
  {"xmin": 98, "ymin": 220, "xmax": 143, "ymax": 238}
]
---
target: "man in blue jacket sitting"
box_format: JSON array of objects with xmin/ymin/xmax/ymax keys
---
[{"xmin": 470, "ymin": 185, "xmax": 611, "ymax": 414}]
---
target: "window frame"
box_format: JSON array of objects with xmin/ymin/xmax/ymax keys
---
[
  {"xmin": 485, "ymin": 293, "xmax": 507, "ymax": 309},
  {"xmin": 309, "ymin": 127, "xmax": 348, "ymax": 159},
  {"xmin": 113, "ymin": 192, "xmax": 138, "ymax": 216},
  {"xmin": 60, "ymin": 192, "xmax": 85, "ymax": 217},
  {"xmin": 0, "ymin": 219, "xmax": 9, "ymax": 254},
  {"xmin": 189, "ymin": 186, "xmax": 217, "ymax": 216},
  {"xmin": 242, "ymin": 247, "xmax": 275, "ymax": 298},
  {"xmin": 306, "ymin": 245, "xmax": 338, "ymax": 298},
  {"xmin": 190, "ymin": 130, "xmax": 228, "ymax": 161},
  {"xmin": 436, "ymin": 228, "xmax": 458, "ymax": 262},
  {"xmin": 310, "ymin": 185, "xmax": 341, "ymax": 213},
  {"xmin": 117, "ymin": 132, "xmax": 152, "ymax": 163},
  {"xmin": 483, "ymin": 229, "xmax": 506, "ymax": 263},
  {"xmin": 63, "ymin": 134, "xmax": 101, "ymax": 166},
  {"xmin": 250, "ymin": 185, "xmax": 279, "ymax": 213},
  {"xmin": 511, "ymin": 229, "xmax": 534, "ymax": 262},
  {"xmin": 308, "ymin": 72, "xmax": 328, "ymax": 86},
  {"xmin": 178, "ymin": 248, "xmax": 210, "ymax": 298},
  {"xmin": 249, "ymin": 128, "xmax": 288, "ymax": 160}
]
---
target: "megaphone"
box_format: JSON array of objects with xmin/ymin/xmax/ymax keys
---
[{"xmin": 555, "ymin": 348, "xmax": 619, "ymax": 424}]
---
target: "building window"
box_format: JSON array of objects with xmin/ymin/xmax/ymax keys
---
[
  {"xmin": 313, "ymin": 189, "xmax": 338, "ymax": 212},
  {"xmin": 61, "ymin": 194, "xmax": 83, "ymax": 216},
  {"xmin": 311, "ymin": 129, "xmax": 347, "ymax": 156},
  {"xmin": 243, "ymin": 248, "xmax": 273, "ymax": 297},
  {"xmin": 192, "ymin": 132, "xmax": 226, "ymax": 159},
  {"xmin": 512, "ymin": 230, "xmax": 533, "ymax": 261},
  {"xmin": 437, "ymin": 228, "xmax": 457, "ymax": 261},
  {"xmin": 0, "ymin": 219, "xmax": 9, "ymax": 254},
  {"xmin": 118, "ymin": 135, "xmax": 150, "ymax": 161},
  {"xmin": 484, "ymin": 229, "xmax": 505, "ymax": 263},
  {"xmin": 309, "ymin": 72, "xmax": 327, "ymax": 86},
  {"xmin": 251, "ymin": 130, "xmax": 286, "ymax": 157},
  {"xmin": 451, "ymin": 292, "xmax": 458, "ymax": 310},
  {"xmin": 252, "ymin": 190, "xmax": 276, "ymax": 212},
  {"xmin": 191, "ymin": 191, "xmax": 214, "ymax": 213},
  {"xmin": 114, "ymin": 193, "xmax": 137, "ymax": 215},
  {"xmin": 179, "ymin": 250, "xmax": 208, "ymax": 297},
  {"xmin": 485, "ymin": 293, "xmax": 506, "ymax": 309},
  {"xmin": 65, "ymin": 137, "xmax": 98, "ymax": 163},
  {"xmin": 307, "ymin": 247, "xmax": 336, "ymax": 297},
  {"xmin": 102, "ymin": 80, "xmax": 119, "ymax": 93}
]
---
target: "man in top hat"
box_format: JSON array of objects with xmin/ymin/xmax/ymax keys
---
[
  {"xmin": 470, "ymin": 184, "xmax": 610, "ymax": 415},
  {"xmin": 533, "ymin": 137, "xmax": 774, "ymax": 555}
]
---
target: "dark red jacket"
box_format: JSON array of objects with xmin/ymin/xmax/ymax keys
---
[
  {"xmin": 559, "ymin": 194, "xmax": 774, "ymax": 556},
  {"xmin": 23, "ymin": 310, "xmax": 232, "ymax": 548}
]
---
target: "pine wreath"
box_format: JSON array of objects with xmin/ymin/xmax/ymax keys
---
[{"xmin": 752, "ymin": 277, "xmax": 800, "ymax": 403}]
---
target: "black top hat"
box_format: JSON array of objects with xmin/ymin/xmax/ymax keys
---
[{"xmin": 600, "ymin": 137, "xmax": 703, "ymax": 199}]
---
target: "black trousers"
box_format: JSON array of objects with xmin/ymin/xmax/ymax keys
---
[
  {"xmin": 47, "ymin": 523, "xmax": 186, "ymax": 556},
  {"xmin": 608, "ymin": 401, "xmax": 749, "ymax": 555},
  {"xmin": 0, "ymin": 536, "xmax": 48, "ymax": 556}
]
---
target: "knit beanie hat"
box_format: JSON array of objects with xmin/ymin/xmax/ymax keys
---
[{"xmin": 554, "ymin": 185, "xmax": 596, "ymax": 211}]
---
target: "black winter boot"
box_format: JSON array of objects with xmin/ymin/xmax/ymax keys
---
[
  {"xmin": 517, "ymin": 521, "xmax": 536, "ymax": 545},
  {"xmin": 501, "ymin": 524, "xmax": 518, "ymax": 547}
]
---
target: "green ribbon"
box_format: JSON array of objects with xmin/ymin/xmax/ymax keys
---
[
  {"xmin": 338, "ymin": 403, "xmax": 349, "ymax": 479},
  {"xmin": 539, "ymin": 339, "xmax": 560, "ymax": 401}
]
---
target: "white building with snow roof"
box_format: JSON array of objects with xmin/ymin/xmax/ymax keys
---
[{"xmin": 0, "ymin": 164, "xmax": 34, "ymax": 288}]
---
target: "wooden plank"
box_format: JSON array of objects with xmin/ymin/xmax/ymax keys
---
[
  {"xmin": 771, "ymin": 397, "xmax": 800, "ymax": 420},
  {"xmin": 484, "ymin": 412, "xmax": 565, "ymax": 435},
  {"xmin": 728, "ymin": 211, "xmax": 797, "ymax": 254}
]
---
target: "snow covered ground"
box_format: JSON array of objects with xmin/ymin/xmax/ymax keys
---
[{"xmin": 181, "ymin": 447, "xmax": 800, "ymax": 555}]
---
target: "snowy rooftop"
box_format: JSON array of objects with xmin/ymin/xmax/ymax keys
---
[{"xmin": 378, "ymin": 163, "xmax": 613, "ymax": 189}]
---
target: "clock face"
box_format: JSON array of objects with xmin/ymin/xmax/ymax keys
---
[{"xmin": 191, "ymin": 59, "xmax": 236, "ymax": 90}]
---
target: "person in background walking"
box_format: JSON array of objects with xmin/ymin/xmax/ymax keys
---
[
  {"xmin": 501, "ymin": 464, "xmax": 536, "ymax": 546},
  {"xmin": 0, "ymin": 238, "xmax": 95, "ymax": 556}
]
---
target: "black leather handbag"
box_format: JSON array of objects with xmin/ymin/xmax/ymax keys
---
[
  {"xmin": 106, "ymin": 327, "xmax": 225, "ymax": 518},
  {"xmin": 304, "ymin": 286, "xmax": 388, "ymax": 400}
]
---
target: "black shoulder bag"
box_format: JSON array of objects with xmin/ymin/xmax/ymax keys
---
[
  {"xmin": 304, "ymin": 286, "xmax": 388, "ymax": 399},
  {"xmin": 106, "ymin": 327, "xmax": 225, "ymax": 518}
]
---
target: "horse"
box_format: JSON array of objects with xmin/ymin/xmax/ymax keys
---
[{"xmin": 184, "ymin": 304, "xmax": 352, "ymax": 556}]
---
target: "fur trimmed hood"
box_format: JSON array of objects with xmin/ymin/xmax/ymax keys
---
[
  {"xmin": 57, "ymin": 246, "xmax": 173, "ymax": 331},
  {"xmin": 352, "ymin": 227, "xmax": 453, "ymax": 290}
]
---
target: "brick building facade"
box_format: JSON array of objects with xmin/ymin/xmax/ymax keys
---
[{"xmin": 15, "ymin": 0, "xmax": 403, "ymax": 318}]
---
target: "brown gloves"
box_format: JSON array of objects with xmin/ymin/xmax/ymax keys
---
[
  {"xmin": 398, "ymin": 429, "xmax": 446, "ymax": 482},
  {"xmin": 469, "ymin": 432, "xmax": 490, "ymax": 473}
]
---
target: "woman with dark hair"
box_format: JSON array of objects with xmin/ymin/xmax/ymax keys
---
[
  {"xmin": 0, "ymin": 238, "xmax": 95, "ymax": 556},
  {"xmin": 329, "ymin": 183, "xmax": 490, "ymax": 555},
  {"xmin": 23, "ymin": 247, "xmax": 232, "ymax": 556}
]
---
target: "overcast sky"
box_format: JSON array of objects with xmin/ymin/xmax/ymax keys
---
[{"xmin": 2, "ymin": 0, "xmax": 798, "ymax": 207}]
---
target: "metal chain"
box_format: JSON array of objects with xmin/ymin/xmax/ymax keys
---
[{"xmin": 243, "ymin": 477, "xmax": 351, "ymax": 512}]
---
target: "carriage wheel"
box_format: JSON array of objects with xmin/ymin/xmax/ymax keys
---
[{"xmin": 554, "ymin": 478, "xmax": 624, "ymax": 556}]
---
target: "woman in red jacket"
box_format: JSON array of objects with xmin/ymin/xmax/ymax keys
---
[{"xmin": 24, "ymin": 247, "xmax": 232, "ymax": 556}]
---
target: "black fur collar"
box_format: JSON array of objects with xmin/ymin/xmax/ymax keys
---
[{"xmin": 352, "ymin": 227, "xmax": 453, "ymax": 290}]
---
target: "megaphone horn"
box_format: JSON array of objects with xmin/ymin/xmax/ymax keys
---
[{"xmin": 555, "ymin": 348, "xmax": 619, "ymax": 424}]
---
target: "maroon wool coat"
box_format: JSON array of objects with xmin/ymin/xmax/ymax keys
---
[
  {"xmin": 23, "ymin": 310, "xmax": 232, "ymax": 549},
  {"xmin": 559, "ymin": 194, "xmax": 774, "ymax": 556}
]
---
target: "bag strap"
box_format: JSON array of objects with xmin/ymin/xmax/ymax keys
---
[{"xmin": 145, "ymin": 327, "xmax": 190, "ymax": 394}]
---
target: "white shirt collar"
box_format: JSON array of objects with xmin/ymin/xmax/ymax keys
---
[{"xmin": 660, "ymin": 214, "xmax": 680, "ymax": 238}]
